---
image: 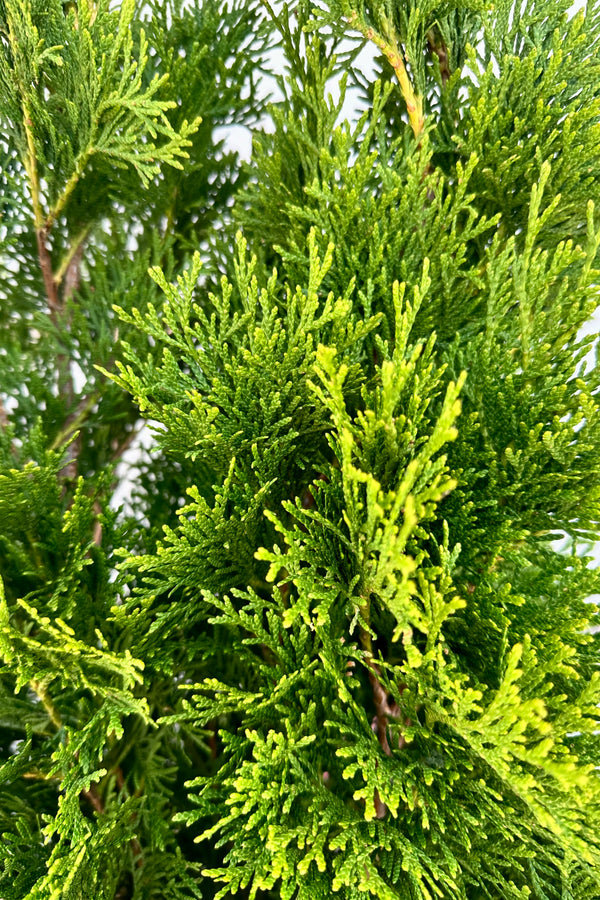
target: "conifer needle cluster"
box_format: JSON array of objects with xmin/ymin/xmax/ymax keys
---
[{"xmin": 1, "ymin": 1, "xmax": 600, "ymax": 898}]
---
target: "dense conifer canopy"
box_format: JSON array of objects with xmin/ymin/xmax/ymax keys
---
[{"xmin": 1, "ymin": 1, "xmax": 600, "ymax": 897}]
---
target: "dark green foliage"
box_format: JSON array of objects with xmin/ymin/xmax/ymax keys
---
[{"xmin": 1, "ymin": 1, "xmax": 600, "ymax": 898}]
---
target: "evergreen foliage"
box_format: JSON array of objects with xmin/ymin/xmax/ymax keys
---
[{"xmin": 1, "ymin": 0, "xmax": 600, "ymax": 897}]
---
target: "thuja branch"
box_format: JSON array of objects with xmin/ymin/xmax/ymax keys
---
[
  {"xmin": 49, "ymin": 394, "xmax": 99, "ymax": 452},
  {"xmin": 426, "ymin": 28, "xmax": 451, "ymax": 86},
  {"xmin": 16, "ymin": 90, "xmax": 60, "ymax": 316},
  {"xmin": 110, "ymin": 425, "xmax": 140, "ymax": 464},
  {"xmin": 5, "ymin": 10, "xmax": 61, "ymax": 317},
  {"xmin": 46, "ymin": 151, "xmax": 92, "ymax": 230},
  {"xmin": 358, "ymin": 596, "xmax": 405, "ymax": 819},
  {"xmin": 16, "ymin": 95, "xmax": 62, "ymax": 321},
  {"xmin": 7, "ymin": 9, "xmax": 87, "ymax": 321},
  {"xmin": 35, "ymin": 228, "xmax": 61, "ymax": 317},
  {"xmin": 347, "ymin": 9, "xmax": 424, "ymax": 140},
  {"xmin": 83, "ymin": 784, "xmax": 105, "ymax": 815},
  {"xmin": 30, "ymin": 679, "xmax": 63, "ymax": 731},
  {"xmin": 358, "ymin": 603, "xmax": 398, "ymax": 758},
  {"xmin": 54, "ymin": 226, "xmax": 91, "ymax": 290},
  {"xmin": 30, "ymin": 678, "xmax": 108, "ymax": 816}
]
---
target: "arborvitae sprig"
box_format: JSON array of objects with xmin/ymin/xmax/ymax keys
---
[
  {"xmin": 0, "ymin": 0, "xmax": 268, "ymax": 896},
  {"xmin": 2, "ymin": 0, "xmax": 600, "ymax": 898}
]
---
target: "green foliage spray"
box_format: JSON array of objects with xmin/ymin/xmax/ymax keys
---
[{"xmin": 1, "ymin": 1, "xmax": 600, "ymax": 897}]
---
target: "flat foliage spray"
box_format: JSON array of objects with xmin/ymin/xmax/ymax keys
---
[{"xmin": 1, "ymin": 1, "xmax": 600, "ymax": 898}]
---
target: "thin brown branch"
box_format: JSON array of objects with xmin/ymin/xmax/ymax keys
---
[
  {"xmin": 348, "ymin": 10, "xmax": 424, "ymax": 140},
  {"xmin": 0, "ymin": 397, "xmax": 9, "ymax": 429},
  {"xmin": 29, "ymin": 681, "xmax": 111, "ymax": 819},
  {"xmin": 9, "ymin": 12, "xmax": 62, "ymax": 319},
  {"xmin": 92, "ymin": 499, "xmax": 103, "ymax": 547},
  {"xmin": 53, "ymin": 229, "xmax": 89, "ymax": 409},
  {"xmin": 51, "ymin": 393, "xmax": 99, "ymax": 451},
  {"xmin": 63, "ymin": 243, "xmax": 85, "ymax": 303},
  {"xmin": 110, "ymin": 426, "xmax": 140, "ymax": 464},
  {"xmin": 38, "ymin": 227, "xmax": 73, "ymax": 403},
  {"xmin": 17, "ymin": 92, "xmax": 44, "ymax": 231},
  {"xmin": 82, "ymin": 784, "xmax": 105, "ymax": 815},
  {"xmin": 14, "ymin": 17, "xmax": 88, "ymax": 427},
  {"xmin": 427, "ymin": 29, "xmax": 451, "ymax": 86},
  {"xmin": 358, "ymin": 598, "xmax": 406, "ymax": 819},
  {"xmin": 46, "ymin": 156, "xmax": 89, "ymax": 231},
  {"xmin": 36, "ymin": 227, "xmax": 60, "ymax": 317},
  {"xmin": 22, "ymin": 770, "xmax": 61, "ymax": 781},
  {"xmin": 30, "ymin": 679, "xmax": 63, "ymax": 731},
  {"xmin": 54, "ymin": 226, "xmax": 90, "ymax": 292},
  {"xmin": 26, "ymin": 688, "xmax": 106, "ymax": 819},
  {"xmin": 366, "ymin": 666, "xmax": 394, "ymax": 758}
]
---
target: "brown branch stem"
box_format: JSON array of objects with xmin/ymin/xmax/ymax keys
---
[
  {"xmin": 50, "ymin": 393, "xmax": 99, "ymax": 451},
  {"xmin": 358, "ymin": 598, "xmax": 405, "ymax": 819},
  {"xmin": 30, "ymin": 680, "xmax": 63, "ymax": 731},
  {"xmin": 54, "ymin": 229, "xmax": 88, "ymax": 406},
  {"xmin": 22, "ymin": 770, "xmax": 61, "ymax": 781},
  {"xmin": 13, "ymin": 25, "xmax": 87, "ymax": 399},
  {"xmin": 23, "ymin": 122, "xmax": 43, "ymax": 228},
  {"xmin": 92, "ymin": 499, "xmax": 103, "ymax": 547},
  {"xmin": 110, "ymin": 426, "xmax": 140, "ymax": 464},
  {"xmin": 28, "ymin": 681, "xmax": 146, "ymax": 844},
  {"xmin": 348, "ymin": 10, "xmax": 424, "ymax": 140},
  {"xmin": 54, "ymin": 226, "xmax": 90, "ymax": 291},
  {"xmin": 36, "ymin": 227, "xmax": 60, "ymax": 318},
  {"xmin": 9, "ymin": 14, "xmax": 62, "ymax": 320},
  {"xmin": 426, "ymin": 29, "xmax": 451, "ymax": 86},
  {"xmin": 29, "ymin": 681, "xmax": 107, "ymax": 818},
  {"xmin": 46, "ymin": 153, "xmax": 91, "ymax": 230},
  {"xmin": 82, "ymin": 785, "xmax": 105, "ymax": 815}
]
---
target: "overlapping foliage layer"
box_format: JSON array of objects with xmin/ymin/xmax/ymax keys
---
[{"xmin": 1, "ymin": 1, "xmax": 600, "ymax": 898}]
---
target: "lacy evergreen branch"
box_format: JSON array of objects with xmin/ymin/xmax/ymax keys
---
[{"xmin": 1, "ymin": 1, "xmax": 600, "ymax": 898}]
